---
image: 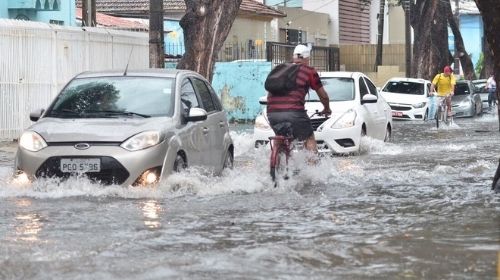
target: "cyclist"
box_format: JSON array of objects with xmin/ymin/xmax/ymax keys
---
[
  {"xmin": 266, "ymin": 44, "xmax": 331, "ymax": 155},
  {"xmin": 430, "ymin": 65, "xmax": 456, "ymax": 118}
]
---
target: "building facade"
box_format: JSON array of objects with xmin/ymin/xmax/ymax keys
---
[{"xmin": 0, "ymin": 0, "xmax": 76, "ymax": 26}]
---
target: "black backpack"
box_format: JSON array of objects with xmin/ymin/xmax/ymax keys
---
[{"xmin": 264, "ymin": 63, "xmax": 301, "ymax": 95}]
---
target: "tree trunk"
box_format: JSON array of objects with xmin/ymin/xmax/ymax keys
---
[
  {"xmin": 474, "ymin": 0, "xmax": 500, "ymax": 125},
  {"xmin": 177, "ymin": 0, "xmax": 243, "ymax": 82},
  {"xmin": 375, "ymin": 0, "xmax": 385, "ymax": 71},
  {"xmin": 445, "ymin": 0, "xmax": 475, "ymax": 80},
  {"xmin": 474, "ymin": 0, "xmax": 500, "ymax": 191},
  {"xmin": 480, "ymin": 33, "xmax": 494, "ymax": 78},
  {"xmin": 410, "ymin": 0, "xmax": 449, "ymax": 80}
]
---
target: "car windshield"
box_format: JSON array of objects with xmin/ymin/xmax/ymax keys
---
[
  {"xmin": 382, "ymin": 81, "xmax": 424, "ymax": 95},
  {"xmin": 307, "ymin": 77, "xmax": 355, "ymax": 101},
  {"xmin": 472, "ymin": 80, "xmax": 487, "ymax": 92},
  {"xmin": 454, "ymin": 83, "xmax": 470, "ymax": 96},
  {"xmin": 46, "ymin": 76, "xmax": 174, "ymax": 118}
]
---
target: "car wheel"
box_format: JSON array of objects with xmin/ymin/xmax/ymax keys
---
[
  {"xmin": 384, "ymin": 125, "xmax": 392, "ymax": 142},
  {"xmin": 173, "ymin": 154, "xmax": 187, "ymax": 172},
  {"xmin": 223, "ymin": 150, "xmax": 234, "ymax": 170}
]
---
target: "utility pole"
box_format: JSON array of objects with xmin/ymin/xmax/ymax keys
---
[
  {"xmin": 81, "ymin": 0, "xmax": 96, "ymax": 27},
  {"xmin": 149, "ymin": 0, "xmax": 165, "ymax": 68},
  {"xmin": 403, "ymin": 0, "xmax": 411, "ymax": 77}
]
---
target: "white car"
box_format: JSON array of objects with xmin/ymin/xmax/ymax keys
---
[
  {"xmin": 253, "ymin": 71, "xmax": 393, "ymax": 154},
  {"xmin": 379, "ymin": 77, "xmax": 432, "ymax": 120}
]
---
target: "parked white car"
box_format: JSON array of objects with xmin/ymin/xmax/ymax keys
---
[
  {"xmin": 253, "ymin": 71, "xmax": 393, "ymax": 154},
  {"xmin": 379, "ymin": 77, "xmax": 432, "ymax": 120}
]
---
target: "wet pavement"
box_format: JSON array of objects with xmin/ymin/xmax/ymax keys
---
[{"xmin": 0, "ymin": 114, "xmax": 499, "ymax": 279}]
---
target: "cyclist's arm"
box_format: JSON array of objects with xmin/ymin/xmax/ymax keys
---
[
  {"xmin": 430, "ymin": 83, "xmax": 437, "ymax": 96},
  {"xmin": 316, "ymin": 87, "xmax": 331, "ymax": 115}
]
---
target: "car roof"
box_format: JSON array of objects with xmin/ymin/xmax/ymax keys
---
[
  {"xmin": 385, "ymin": 77, "xmax": 430, "ymax": 84},
  {"xmin": 74, "ymin": 68, "xmax": 201, "ymax": 79},
  {"xmin": 319, "ymin": 71, "xmax": 364, "ymax": 78}
]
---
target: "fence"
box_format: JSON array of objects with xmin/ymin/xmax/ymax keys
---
[
  {"xmin": 0, "ymin": 19, "xmax": 149, "ymax": 141},
  {"xmin": 339, "ymin": 44, "xmax": 408, "ymax": 73}
]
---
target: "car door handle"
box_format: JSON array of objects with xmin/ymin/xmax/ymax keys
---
[
  {"xmin": 202, "ymin": 127, "xmax": 209, "ymax": 134},
  {"xmin": 219, "ymin": 121, "xmax": 225, "ymax": 128}
]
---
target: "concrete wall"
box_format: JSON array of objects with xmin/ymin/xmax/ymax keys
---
[
  {"xmin": 212, "ymin": 61, "xmax": 272, "ymax": 121},
  {"xmin": 227, "ymin": 17, "xmax": 278, "ymax": 45},
  {"xmin": 388, "ymin": 5, "xmax": 406, "ymax": 44},
  {"xmin": 277, "ymin": 7, "xmax": 330, "ymax": 46},
  {"xmin": 303, "ymin": 0, "xmax": 339, "ymax": 45}
]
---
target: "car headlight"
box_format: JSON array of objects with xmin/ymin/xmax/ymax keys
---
[
  {"xmin": 331, "ymin": 109, "xmax": 357, "ymax": 129},
  {"xmin": 413, "ymin": 102, "xmax": 426, "ymax": 108},
  {"xmin": 254, "ymin": 117, "xmax": 271, "ymax": 130},
  {"xmin": 19, "ymin": 131, "xmax": 47, "ymax": 152},
  {"xmin": 121, "ymin": 131, "xmax": 161, "ymax": 151}
]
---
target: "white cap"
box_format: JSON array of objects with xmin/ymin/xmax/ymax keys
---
[{"xmin": 293, "ymin": 44, "xmax": 310, "ymax": 59}]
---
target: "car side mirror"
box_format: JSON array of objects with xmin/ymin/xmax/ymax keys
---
[
  {"xmin": 186, "ymin": 107, "xmax": 208, "ymax": 122},
  {"xmin": 259, "ymin": 96, "xmax": 268, "ymax": 105},
  {"xmin": 30, "ymin": 108, "xmax": 45, "ymax": 122},
  {"xmin": 361, "ymin": 94, "xmax": 378, "ymax": 104}
]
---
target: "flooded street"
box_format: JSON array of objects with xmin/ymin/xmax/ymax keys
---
[{"xmin": 0, "ymin": 114, "xmax": 499, "ymax": 279}]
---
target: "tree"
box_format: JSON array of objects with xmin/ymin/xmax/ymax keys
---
[
  {"xmin": 177, "ymin": 0, "xmax": 243, "ymax": 82},
  {"xmin": 474, "ymin": 0, "xmax": 500, "ymax": 125},
  {"xmin": 445, "ymin": 0, "xmax": 475, "ymax": 80}
]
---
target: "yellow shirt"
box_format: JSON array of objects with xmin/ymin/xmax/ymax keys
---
[{"xmin": 432, "ymin": 73, "xmax": 456, "ymax": 96}]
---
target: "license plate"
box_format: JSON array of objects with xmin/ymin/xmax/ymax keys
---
[
  {"xmin": 392, "ymin": 111, "xmax": 403, "ymax": 117},
  {"xmin": 60, "ymin": 158, "xmax": 101, "ymax": 173}
]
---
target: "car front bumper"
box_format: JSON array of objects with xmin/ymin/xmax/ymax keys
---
[
  {"xmin": 388, "ymin": 103, "xmax": 427, "ymax": 120},
  {"xmin": 14, "ymin": 142, "xmax": 169, "ymax": 186}
]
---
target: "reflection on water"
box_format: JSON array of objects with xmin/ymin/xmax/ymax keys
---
[
  {"xmin": 14, "ymin": 198, "xmax": 44, "ymax": 242},
  {"xmin": 140, "ymin": 200, "xmax": 162, "ymax": 229}
]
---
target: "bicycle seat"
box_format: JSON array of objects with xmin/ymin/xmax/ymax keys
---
[{"xmin": 272, "ymin": 122, "xmax": 294, "ymax": 137}]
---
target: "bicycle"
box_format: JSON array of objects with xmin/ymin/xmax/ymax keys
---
[
  {"xmin": 434, "ymin": 93, "xmax": 453, "ymax": 128},
  {"xmin": 268, "ymin": 111, "xmax": 325, "ymax": 187}
]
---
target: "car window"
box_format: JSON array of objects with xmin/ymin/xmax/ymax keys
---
[
  {"xmin": 455, "ymin": 83, "xmax": 470, "ymax": 96},
  {"xmin": 382, "ymin": 81, "xmax": 425, "ymax": 95},
  {"xmin": 206, "ymin": 81, "xmax": 223, "ymax": 111},
  {"xmin": 359, "ymin": 78, "xmax": 369, "ymax": 99},
  {"xmin": 47, "ymin": 77, "xmax": 174, "ymax": 118},
  {"xmin": 191, "ymin": 78, "xmax": 217, "ymax": 113},
  {"xmin": 308, "ymin": 77, "xmax": 355, "ymax": 101},
  {"xmin": 181, "ymin": 79, "xmax": 200, "ymax": 114},
  {"xmin": 364, "ymin": 77, "xmax": 378, "ymax": 97}
]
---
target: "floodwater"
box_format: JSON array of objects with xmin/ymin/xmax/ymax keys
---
[{"xmin": 0, "ymin": 113, "xmax": 499, "ymax": 280}]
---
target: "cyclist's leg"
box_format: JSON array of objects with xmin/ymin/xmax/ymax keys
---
[{"xmin": 446, "ymin": 95, "xmax": 452, "ymax": 117}]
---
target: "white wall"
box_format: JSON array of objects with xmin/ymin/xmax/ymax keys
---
[
  {"xmin": 0, "ymin": 20, "xmax": 149, "ymax": 140},
  {"xmin": 302, "ymin": 0, "xmax": 339, "ymax": 45}
]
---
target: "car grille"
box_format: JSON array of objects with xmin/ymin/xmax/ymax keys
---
[
  {"xmin": 311, "ymin": 117, "xmax": 328, "ymax": 130},
  {"xmin": 36, "ymin": 156, "xmax": 129, "ymax": 185},
  {"xmin": 335, "ymin": 138, "xmax": 355, "ymax": 147},
  {"xmin": 389, "ymin": 105, "xmax": 412, "ymax": 111}
]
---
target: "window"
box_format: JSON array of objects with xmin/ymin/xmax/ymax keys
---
[
  {"xmin": 49, "ymin": 20, "xmax": 64, "ymax": 25},
  {"xmin": 180, "ymin": 79, "xmax": 200, "ymax": 114},
  {"xmin": 364, "ymin": 77, "xmax": 378, "ymax": 97},
  {"xmin": 382, "ymin": 81, "xmax": 425, "ymax": 95},
  {"xmin": 191, "ymin": 78, "xmax": 216, "ymax": 113},
  {"xmin": 358, "ymin": 78, "xmax": 369, "ymax": 99}
]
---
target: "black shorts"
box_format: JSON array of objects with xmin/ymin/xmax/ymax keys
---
[{"xmin": 267, "ymin": 111, "xmax": 314, "ymax": 141}]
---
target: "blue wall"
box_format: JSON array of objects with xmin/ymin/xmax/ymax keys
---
[
  {"xmin": 1, "ymin": 0, "xmax": 76, "ymax": 26},
  {"xmin": 212, "ymin": 61, "xmax": 272, "ymax": 121},
  {"xmin": 449, "ymin": 14, "xmax": 483, "ymax": 68}
]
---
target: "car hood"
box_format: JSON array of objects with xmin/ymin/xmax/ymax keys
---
[
  {"xmin": 379, "ymin": 92, "xmax": 427, "ymax": 105},
  {"xmin": 304, "ymin": 101, "xmax": 357, "ymax": 121},
  {"xmin": 29, "ymin": 117, "xmax": 173, "ymax": 142},
  {"xmin": 451, "ymin": 95, "xmax": 470, "ymax": 104}
]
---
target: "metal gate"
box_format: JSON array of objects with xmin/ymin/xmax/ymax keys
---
[{"xmin": 265, "ymin": 41, "xmax": 339, "ymax": 71}]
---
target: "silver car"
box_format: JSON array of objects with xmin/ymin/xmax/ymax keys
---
[
  {"xmin": 451, "ymin": 80, "xmax": 483, "ymax": 117},
  {"xmin": 14, "ymin": 69, "xmax": 234, "ymax": 186}
]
